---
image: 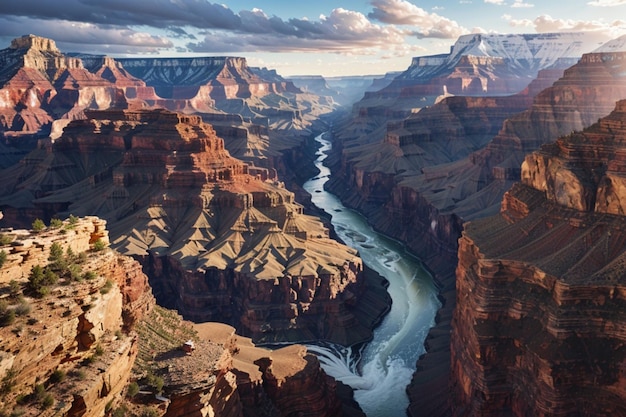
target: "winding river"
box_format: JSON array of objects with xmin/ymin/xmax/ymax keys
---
[{"xmin": 303, "ymin": 133, "xmax": 441, "ymax": 417}]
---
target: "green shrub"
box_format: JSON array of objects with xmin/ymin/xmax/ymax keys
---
[
  {"xmin": 48, "ymin": 243, "xmax": 68, "ymax": 273},
  {"xmin": 68, "ymin": 264, "xmax": 82, "ymax": 281},
  {"xmin": 112, "ymin": 405, "xmax": 128, "ymax": 417},
  {"xmin": 28, "ymin": 265, "xmax": 58, "ymax": 298},
  {"xmin": 49, "ymin": 218, "xmax": 63, "ymax": 229},
  {"xmin": 31, "ymin": 219, "xmax": 45, "ymax": 232},
  {"xmin": 76, "ymin": 252, "xmax": 87, "ymax": 264},
  {"xmin": 33, "ymin": 383, "xmax": 45, "ymax": 400},
  {"xmin": 41, "ymin": 393, "xmax": 53, "ymax": 409},
  {"xmin": 0, "ymin": 301, "xmax": 15, "ymax": 327},
  {"xmin": 93, "ymin": 239, "xmax": 106, "ymax": 251},
  {"xmin": 146, "ymin": 372, "xmax": 164, "ymax": 393},
  {"xmin": 82, "ymin": 271, "xmax": 97, "ymax": 281},
  {"xmin": 68, "ymin": 214, "xmax": 79, "ymax": 226},
  {"xmin": 95, "ymin": 345, "xmax": 104, "ymax": 356},
  {"xmin": 100, "ymin": 280, "xmax": 114, "ymax": 294},
  {"xmin": 8, "ymin": 280, "xmax": 21, "ymax": 298},
  {"xmin": 50, "ymin": 369, "xmax": 65, "ymax": 384},
  {"xmin": 127, "ymin": 381, "xmax": 139, "ymax": 398},
  {"xmin": 0, "ymin": 251, "xmax": 6, "ymax": 269},
  {"xmin": 14, "ymin": 301, "xmax": 31, "ymax": 317},
  {"xmin": 0, "ymin": 234, "xmax": 13, "ymax": 246}
]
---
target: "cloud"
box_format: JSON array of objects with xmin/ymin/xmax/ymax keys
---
[
  {"xmin": 588, "ymin": 0, "xmax": 626, "ymax": 5},
  {"xmin": 0, "ymin": 17, "xmax": 173, "ymax": 54},
  {"xmin": 188, "ymin": 8, "xmax": 406, "ymax": 54},
  {"xmin": 502, "ymin": 14, "xmax": 534, "ymax": 27},
  {"xmin": 0, "ymin": 0, "xmax": 242, "ymax": 30},
  {"xmin": 502, "ymin": 13, "xmax": 626, "ymax": 38},
  {"xmin": 484, "ymin": 0, "xmax": 505, "ymax": 5},
  {"xmin": 368, "ymin": 0, "xmax": 466, "ymax": 38},
  {"xmin": 511, "ymin": 0, "xmax": 534, "ymax": 7}
]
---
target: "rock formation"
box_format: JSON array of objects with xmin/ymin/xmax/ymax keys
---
[
  {"xmin": 116, "ymin": 57, "xmax": 335, "ymax": 132},
  {"xmin": 0, "ymin": 35, "xmax": 149, "ymax": 144},
  {"xmin": 142, "ymin": 321, "xmax": 348, "ymax": 417},
  {"xmin": 0, "ymin": 108, "xmax": 390, "ymax": 346},
  {"xmin": 0, "ymin": 216, "xmax": 153, "ymax": 416},
  {"xmin": 322, "ymin": 36, "xmax": 626, "ymax": 417},
  {"xmin": 451, "ymin": 99, "xmax": 626, "ymax": 417},
  {"xmin": 0, "ymin": 217, "xmax": 361, "ymax": 417}
]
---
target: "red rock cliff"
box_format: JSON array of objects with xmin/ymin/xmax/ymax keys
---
[
  {"xmin": 0, "ymin": 108, "xmax": 390, "ymax": 347},
  {"xmin": 0, "ymin": 216, "xmax": 154, "ymax": 416},
  {"xmin": 451, "ymin": 99, "xmax": 626, "ymax": 416}
]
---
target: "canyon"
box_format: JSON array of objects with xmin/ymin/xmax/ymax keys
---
[{"xmin": 2, "ymin": 30, "xmax": 626, "ymax": 417}]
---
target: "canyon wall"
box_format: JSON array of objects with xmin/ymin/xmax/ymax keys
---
[
  {"xmin": 451, "ymin": 99, "xmax": 626, "ymax": 416},
  {"xmin": 0, "ymin": 108, "xmax": 390, "ymax": 347},
  {"xmin": 0, "ymin": 217, "xmax": 361, "ymax": 417}
]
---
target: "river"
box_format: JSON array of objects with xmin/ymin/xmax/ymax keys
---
[{"xmin": 302, "ymin": 133, "xmax": 441, "ymax": 417}]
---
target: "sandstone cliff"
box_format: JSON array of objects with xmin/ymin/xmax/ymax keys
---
[
  {"xmin": 451, "ymin": 99, "xmax": 626, "ymax": 416},
  {"xmin": 0, "ymin": 108, "xmax": 389, "ymax": 347},
  {"xmin": 0, "ymin": 216, "xmax": 154, "ymax": 416},
  {"xmin": 0, "ymin": 35, "xmax": 149, "ymax": 145},
  {"xmin": 0, "ymin": 217, "xmax": 361, "ymax": 417}
]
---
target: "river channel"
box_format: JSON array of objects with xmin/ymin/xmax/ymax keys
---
[{"xmin": 303, "ymin": 133, "xmax": 441, "ymax": 417}]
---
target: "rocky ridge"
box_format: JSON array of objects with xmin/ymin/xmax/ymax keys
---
[
  {"xmin": 451, "ymin": 99, "xmax": 626, "ymax": 417},
  {"xmin": 0, "ymin": 216, "xmax": 153, "ymax": 416},
  {"xmin": 0, "ymin": 217, "xmax": 359, "ymax": 417},
  {"xmin": 0, "ymin": 35, "xmax": 149, "ymax": 144},
  {"xmin": 0, "ymin": 108, "xmax": 390, "ymax": 347}
]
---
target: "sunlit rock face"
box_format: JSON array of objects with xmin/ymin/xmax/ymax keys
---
[
  {"xmin": 0, "ymin": 108, "xmax": 389, "ymax": 346},
  {"xmin": 451, "ymin": 100, "xmax": 626, "ymax": 417},
  {"xmin": 0, "ymin": 216, "xmax": 154, "ymax": 416},
  {"xmin": 0, "ymin": 35, "xmax": 148, "ymax": 142}
]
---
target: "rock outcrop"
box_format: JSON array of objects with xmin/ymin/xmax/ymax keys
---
[
  {"xmin": 451, "ymin": 99, "xmax": 626, "ymax": 416},
  {"xmin": 0, "ymin": 108, "xmax": 390, "ymax": 346},
  {"xmin": 0, "ymin": 217, "xmax": 360, "ymax": 417},
  {"xmin": 0, "ymin": 35, "xmax": 149, "ymax": 144},
  {"xmin": 0, "ymin": 216, "xmax": 154, "ymax": 416},
  {"xmin": 128, "ymin": 311, "xmax": 352, "ymax": 417}
]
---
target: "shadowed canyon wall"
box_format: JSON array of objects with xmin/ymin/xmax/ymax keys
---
[{"xmin": 451, "ymin": 99, "xmax": 626, "ymax": 417}]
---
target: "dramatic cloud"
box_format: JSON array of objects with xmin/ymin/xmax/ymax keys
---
[
  {"xmin": 588, "ymin": 0, "xmax": 626, "ymax": 5},
  {"xmin": 0, "ymin": 0, "xmax": 242, "ymax": 30},
  {"xmin": 0, "ymin": 0, "xmax": 443, "ymax": 56},
  {"xmin": 368, "ymin": 0, "xmax": 466, "ymax": 38},
  {"xmin": 188, "ymin": 8, "xmax": 405, "ymax": 54},
  {"xmin": 0, "ymin": 17, "xmax": 173, "ymax": 54}
]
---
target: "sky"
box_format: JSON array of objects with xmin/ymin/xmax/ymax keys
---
[{"xmin": 1, "ymin": 0, "xmax": 626, "ymax": 77}]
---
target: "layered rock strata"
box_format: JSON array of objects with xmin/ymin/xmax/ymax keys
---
[
  {"xmin": 325, "ymin": 39, "xmax": 626, "ymax": 417},
  {"xmin": 0, "ymin": 216, "xmax": 154, "ymax": 416},
  {"xmin": 451, "ymin": 99, "xmax": 626, "ymax": 416},
  {"xmin": 0, "ymin": 35, "xmax": 149, "ymax": 143},
  {"xmin": 150, "ymin": 321, "xmax": 348, "ymax": 417},
  {"xmin": 0, "ymin": 108, "xmax": 390, "ymax": 346}
]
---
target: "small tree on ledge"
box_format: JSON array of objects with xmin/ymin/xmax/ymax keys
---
[{"xmin": 32, "ymin": 219, "xmax": 46, "ymax": 233}]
